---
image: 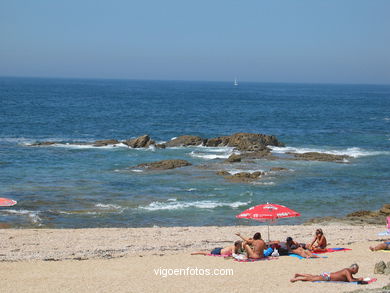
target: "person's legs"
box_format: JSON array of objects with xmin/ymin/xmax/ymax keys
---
[
  {"xmin": 244, "ymin": 244, "xmax": 259, "ymax": 258},
  {"xmin": 369, "ymin": 242, "xmax": 388, "ymax": 251},
  {"xmin": 290, "ymin": 274, "xmax": 322, "ymax": 282},
  {"xmin": 191, "ymin": 251, "xmax": 208, "ymax": 255}
]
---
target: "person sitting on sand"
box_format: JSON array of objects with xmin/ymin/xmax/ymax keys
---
[
  {"xmin": 191, "ymin": 241, "xmax": 242, "ymax": 256},
  {"xmin": 286, "ymin": 237, "xmax": 317, "ymax": 258},
  {"xmin": 307, "ymin": 228, "xmax": 327, "ymax": 251},
  {"xmin": 369, "ymin": 241, "xmax": 390, "ymax": 251},
  {"xmin": 235, "ymin": 232, "xmax": 266, "ymax": 259},
  {"xmin": 290, "ymin": 263, "xmax": 368, "ymax": 284}
]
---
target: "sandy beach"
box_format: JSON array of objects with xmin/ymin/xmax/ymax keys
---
[{"xmin": 1, "ymin": 223, "xmax": 389, "ymax": 293}]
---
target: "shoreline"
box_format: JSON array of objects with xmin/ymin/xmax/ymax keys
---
[{"xmin": 0, "ymin": 223, "xmax": 387, "ymax": 262}]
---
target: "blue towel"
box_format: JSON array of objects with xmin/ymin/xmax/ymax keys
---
[{"xmin": 288, "ymin": 253, "xmax": 327, "ymax": 259}]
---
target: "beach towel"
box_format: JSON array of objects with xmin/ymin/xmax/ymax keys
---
[
  {"xmin": 378, "ymin": 231, "xmax": 390, "ymax": 236},
  {"xmin": 313, "ymin": 278, "xmax": 377, "ymax": 285},
  {"xmin": 206, "ymin": 253, "xmax": 231, "ymax": 257},
  {"xmin": 234, "ymin": 256, "xmax": 278, "ymax": 262},
  {"xmin": 313, "ymin": 248, "xmax": 352, "ymax": 254},
  {"xmin": 288, "ymin": 253, "xmax": 327, "ymax": 259}
]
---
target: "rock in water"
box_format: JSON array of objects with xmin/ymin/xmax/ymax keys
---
[
  {"xmin": 287, "ymin": 152, "xmax": 350, "ymax": 163},
  {"xmin": 93, "ymin": 139, "xmax": 120, "ymax": 147},
  {"xmin": 227, "ymin": 133, "xmax": 284, "ymax": 151},
  {"xmin": 224, "ymin": 154, "xmax": 241, "ymax": 163},
  {"xmin": 165, "ymin": 136, "xmax": 204, "ymax": 147},
  {"xmin": 124, "ymin": 135, "xmax": 154, "ymax": 148},
  {"xmin": 374, "ymin": 261, "xmax": 386, "ymax": 274},
  {"xmin": 135, "ymin": 159, "xmax": 192, "ymax": 170}
]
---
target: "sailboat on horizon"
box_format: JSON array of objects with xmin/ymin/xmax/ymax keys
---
[{"xmin": 234, "ymin": 77, "xmax": 238, "ymax": 86}]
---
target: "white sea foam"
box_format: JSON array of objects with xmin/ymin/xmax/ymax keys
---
[
  {"xmin": 51, "ymin": 142, "xmax": 128, "ymax": 149},
  {"xmin": 95, "ymin": 203, "xmax": 122, "ymax": 210},
  {"xmin": 131, "ymin": 169, "xmax": 144, "ymax": 173},
  {"xmin": 139, "ymin": 200, "xmax": 250, "ymax": 211},
  {"xmin": 186, "ymin": 188, "xmax": 197, "ymax": 192},
  {"xmin": 226, "ymin": 168, "xmax": 266, "ymax": 175},
  {"xmin": 252, "ymin": 181, "xmax": 275, "ymax": 186},
  {"xmin": 189, "ymin": 147, "xmax": 238, "ymax": 160},
  {"xmin": 270, "ymin": 146, "xmax": 389, "ymax": 158},
  {"xmin": 1, "ymin": 209, "xmax": 42, "ymax": 224}
]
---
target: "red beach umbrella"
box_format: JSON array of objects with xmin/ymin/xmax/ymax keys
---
[
  {"xmin": 0, "ymin": 198, "xmax": 17, "ymax": 207},
  {"xmin": 236, "ymin": 203, "xmax": 300, "ymax": 241}
]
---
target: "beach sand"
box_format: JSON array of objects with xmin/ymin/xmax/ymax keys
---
[{"xmin": 1, "ymin": 224, "xmax": 389, "ymax": 292}]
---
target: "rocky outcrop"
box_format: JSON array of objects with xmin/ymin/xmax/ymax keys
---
[
  {"xmin": 165, "ymin": 136, "xmax": 204, "ymax": 147},
  {"xmin": 224, "ymin": 154, "xmax": 241, "ymax": 163},
  {"xmin": 305, "ymin": 203, "xmax": 390, "ymax": 225},
  {"xmin": 124, "ymin": 135, "xmax": 155, "ymax": 148},
  {"xmin": 287, "ymin": 152, "xmax": 350, "ymax": 163},
  {"xmin": 216, "ymin": 170, "xmax": 265, "ymax": 183},
  {"xmin": 135, "ymin": 159, "xmax": 192, "ymax": 170},
  {"xmin": 93, "ymin": 139, "xmax": 120, "ymax": 147},
  {"xmin": 30, "ymin": 141, "xmax": 58, "ymax": 146},
  {"xmin": 204, "ymin": 136, "xmax": 231, "ymax": 147},
  {"xmin": 270, "ymin": 167, "xmax": 289, "ymax": 171},
  {"xmin": 205, "ymin": 133, "xmax": 284, "ymax": 151}
]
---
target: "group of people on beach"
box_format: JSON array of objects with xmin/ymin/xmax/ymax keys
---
[
  {"xmin": 192, "ymin": 228, "xmax": 328, "ymax": 259},
  {"xmin": 192, "ymin": 228, "xmax": 390, "ymax": 284}
]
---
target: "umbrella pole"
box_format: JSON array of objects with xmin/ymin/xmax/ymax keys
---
[{"xmin": 268, "ymin": 223, "xmax": 270, "ymax": 242}]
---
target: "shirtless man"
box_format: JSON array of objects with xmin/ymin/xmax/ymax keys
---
[
  {"xmin": 236, "ymin": 232, "xmax": 266, "ymax": 259},
  {"xmin": 191, "ymin": 241, "xmax": 242, "ymax": 256},
  {"xmin": 290, "ymin": 264, "xmax": 367, "ymax": 284}
]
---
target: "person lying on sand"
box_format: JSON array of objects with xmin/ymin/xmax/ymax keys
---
[
  {"xmin": 369, "ymin": 241, "xmax": 390, "ymax": 251},
  {"xmin": 235, "ymin": 232, "xmax": 266, "ymax": 259},
  {"xmin": 191, "ymin": 241, "xmax": 242, "ymax": 256},
  {"xmin": 307, "ymin": 228, "xmax": 327, "ymax": 252},
  {"xmin": 286, "ymin": 237, "xmax": 317, "ymax": 258},
  {"xmin": 290, "ymin": 263, "xmax": 368, "ymax": 284}
]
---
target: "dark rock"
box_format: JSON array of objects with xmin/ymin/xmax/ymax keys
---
[
  {"xmin": 93, "ymin": 139, "xmax": 120, "ymax": 147},
  {"xmin": 347, "ymin": 210, "xmax": 378, "ymax": 218},
  {"xmin": 204, "ymin": 136, "xmax": 230, "ymax": 147},
  {"xmin": 240, "ymin": 150, "xmax": 272, "ymax": 159},
  {"xmin": 270, "ymin": 167, "xmax": 289, "ymax": 171},
  {"xmin": 135, "ymin": 159, "xmax": 192, "ymax": 170},
  {"xmin": 216, "ymin": 171, "xmax": 230, "ymax": 176},
  {"xmin": 227, "ymin": 133, "xmax": 284, "ymax": 151},
  {"xmin": 165, "ymin": 136, "xmax": 204, "ymax": 147},
  {"xmin": 379, "ymin": 204, "xmax": 390, "ymax": 215},
  {"xmin": 124, "ymin": 135, "xmax": 154, "ymax": 148},
  {"xmin": 30, "ymin": 141, "xmax": 57, "ymax": 146},
  {"xmin": 224, "ymin": 154, "xmax": 241, "ymax": 163},
  {"xmin": 216, "ymin": 171, "xmax": 265, "ymax": 183},
  {"xmin": 287, "ymin": 152, "xmax": 350, "ymax": 163},
  {"xmin": 374, "ymin": 261, "xmax": 386, "ymax": 274},
  {"xmin": 155, "ymin": 144, "xmax": 166, "ymax": 149}
]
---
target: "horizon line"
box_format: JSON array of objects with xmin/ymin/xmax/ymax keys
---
[{"xmin": 1, "ymin": 75, "xmax": 389, "ymax": 87}]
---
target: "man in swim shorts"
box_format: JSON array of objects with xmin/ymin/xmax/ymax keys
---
[
  {"xmin": 290, "ymin": 264, "xmax": 367, "ymax": 284},
  {"xmin": 369, "ymin": 241, "xmax": 390, "ymax": 251}
]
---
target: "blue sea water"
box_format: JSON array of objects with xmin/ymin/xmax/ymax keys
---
[{"xmin": 0, "ymin": 77, "xmax": 389, "ymax": 228}]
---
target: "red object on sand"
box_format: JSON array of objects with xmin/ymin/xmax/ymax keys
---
[
  {"xmin": 0, "ymin": 198, "xmax": 17, "ymax": 207},
  {"xmin": 236, "ymin": 203, "xmax": 300, "ymax": 221}
]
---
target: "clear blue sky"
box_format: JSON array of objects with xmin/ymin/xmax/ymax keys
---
[{"xmin": 1, "ymin": 0, "xmax": 389, "ymax": 84}]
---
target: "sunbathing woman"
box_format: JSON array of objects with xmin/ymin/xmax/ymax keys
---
[
  {"xmin": 307, "ymin": 228, "xmax": 327, "ymax": 252},
  {"xmin": 191, "ymin": 241, "xmax": 242, "ymax": 256},
  {"xmin": 286, "ymin": 237, "xmax": 317, "ymax": 258}
]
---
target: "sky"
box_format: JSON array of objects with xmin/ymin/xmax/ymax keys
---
[{"xmin": 0, "ymin": 0, "xmax": 389, "ymax": 84}]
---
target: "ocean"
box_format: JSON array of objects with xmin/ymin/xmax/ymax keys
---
[{"xmin": 0, "ymin": 77, "xmax": 389, "ymax": 228}]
